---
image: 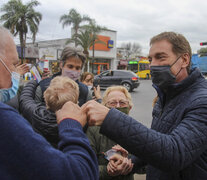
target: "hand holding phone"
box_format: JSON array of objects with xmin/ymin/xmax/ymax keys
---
[{"xmin": 104, "ymin": 149, "xmax": 121, "ymax": 161}]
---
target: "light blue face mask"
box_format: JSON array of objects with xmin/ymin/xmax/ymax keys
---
[{"xmin": 0, "ymin": 58, "xmax": 20, "ymax": 103}]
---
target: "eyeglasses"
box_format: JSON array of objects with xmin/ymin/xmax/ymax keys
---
[{"xmin": 106, "ymin": 100, "xmax": 129, "ymax": 107}]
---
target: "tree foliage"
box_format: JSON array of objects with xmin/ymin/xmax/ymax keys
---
[
  {"xmin": 0, "ymin": 0, "xmax": 42, "ymax": 62},
  {"xmin": 197, "ymin": 47, "xmax": 207, "ymax": 57},
  {"xmin": 121, "ymin": 42, "xmax": 142, "ymax": 59},
  {"xmin": 60, "ymin": 9, "xmax": 107, "ymax": 72},
  {"xmin": 60, "ymin": 8, "xmax": 91, "ymax": 46},
  {"xmin": 81, "ymin": 19, "xmax": 107, "ymax": 72},
  {"xmin": 67, "ymin": 29, "xmax": 106, "ymax": 72},
  {"xmin": 81, "ymin": 19, "xmax": 107, "ymax": 43}
]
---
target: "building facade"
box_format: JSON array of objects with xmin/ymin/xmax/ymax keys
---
[{"xmin": 24, "ymin": 29, "xmax": 117, "ymax": 75}]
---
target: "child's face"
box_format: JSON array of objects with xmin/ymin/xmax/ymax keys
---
[{"xmin": 83, "ymin": 75, "xmax": 93, "ymax": 86}]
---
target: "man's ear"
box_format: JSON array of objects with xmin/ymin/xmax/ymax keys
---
[{"xmin": 181, "ymin": 53, "xmax": 190, "ymax": 68}]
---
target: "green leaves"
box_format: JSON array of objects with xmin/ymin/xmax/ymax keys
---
[
  {"xmin": 0, "ymin": 0, "xmax": 42, "ymax": 62},
  {"xmin": 59, "ymin": 8, "xmax": 92, "ymax": 47},
  {"xmin": 1, "ymin": 0, "xmax": 42, "ymax": 38},
  {"xmin": 197, "ymin": 47, "xmax": 207, "ymax": 57},
  {"xmin": 59, "ymin": 8, "xmax": 91, "ymax": 30}
]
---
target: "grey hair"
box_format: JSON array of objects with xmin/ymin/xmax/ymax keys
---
[
  {"xmin": 0, "ymin": 26, "xmax": 13, "ymax": 57},
  {"xmin": 60, "ymin": 46, "xmax": 86, "ymax": 67}
]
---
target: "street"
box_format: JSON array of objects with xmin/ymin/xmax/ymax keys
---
[
  {"xmin": 130, "ymin": 79, "xmax": 156, "ymax": 180},
  {"xmin": 130, "ymin": 79, "xmax": 156, "ymax": 128}
]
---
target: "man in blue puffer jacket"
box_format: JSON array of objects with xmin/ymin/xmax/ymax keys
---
[{"xmin": 68, "ymin": 32, "xmax": 207, "ymax": 180}]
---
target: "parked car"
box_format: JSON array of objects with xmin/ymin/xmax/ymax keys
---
[{"xmin": 94, "ymin": 70, "xmax": 140, "ymax": 91}]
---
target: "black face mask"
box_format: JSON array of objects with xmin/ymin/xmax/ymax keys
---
[{"xmin": 150, "ymin": 56, "xmax": 182, "ymax": 92}]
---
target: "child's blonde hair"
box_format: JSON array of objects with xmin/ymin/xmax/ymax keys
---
[{"xmin": 44, "ymin": 76, "xmax": 79, "ymax": 112}]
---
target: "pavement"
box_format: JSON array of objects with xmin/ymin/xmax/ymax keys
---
[
  {"xmin": 131, "ymin": 80, "xmax": 155, "ymax": 180},
  {"xmin": 134, "ymin": 174, "xmax": 146, "ymax": 180}
]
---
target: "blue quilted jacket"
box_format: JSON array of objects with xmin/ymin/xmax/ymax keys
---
[{"xmin": 100, "ymin": 68, "xmax": 207, "ymax": 180}]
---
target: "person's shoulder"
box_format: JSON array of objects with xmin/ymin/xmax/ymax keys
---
[
  {"xmin": 77, "ymin": 81, "xmax": 88, "ymax": 92},
  {"xmin": 39, "ymin": 71, "xmax": 62, "ymax": 85},
  {"xmin": 189, "ymin": 76, "xmax": 207, "ymax": 96},
  {"xmin": 182, "ymin": 77, "xmax": 207, "ymax": 107},
  {"xmin": 0, "ymin": 102, "xmax": 18, "ymax": 114},
  {"xmin": 39, "ymin": 77, "xmax": 52, "ymax": 85},
  {"xmin": 38, "ymin": 76, "xmax": 54, "ymax": 93},
  {"xmin": 78, "ymin": 81, "xmax": 87, "ymax": 88}
]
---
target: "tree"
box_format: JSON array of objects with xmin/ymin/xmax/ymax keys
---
[
  {"xmin": 197, "ymin": 47, "xmax": 207, "ymax": 57},
  {"xmin": 121, "ymin": 42, "xmax": 142, "ymax": 59},
  {"xmin": 121, "ymin": 42, "xmax": 132, "ymax": 59},
  {"xmin": 132, "ymin": 43, "xmax": 142, "ymax": 55},
  {"xmin": 81, "ymin": 19, "xmax": 107, "ymax": 73},
  {"xmin": 0, "ymin": 0, "xmax": 42, "ymax": 63},
  {"xmin": 66, "ymin": 30, "xmax": 105, "ymax": 72},
  {"xmin": 59, "ymin": 8, "xmax": 91, "ymax": 47}
]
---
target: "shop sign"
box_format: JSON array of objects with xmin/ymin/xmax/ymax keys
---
[
  {"xmin": 39, "ymin": 48, "xmax": 57, "ymax": 60},
  {"xmin": 25, "ymin": 46, "xmax": 39, "ymax": 58},
  {"xmin": 108, "ymin": 40, "xmax": 114, "ymax": 48},
  {"xmin": 128, "ymin": 61, "xmax": 138, "ymax": 64}
]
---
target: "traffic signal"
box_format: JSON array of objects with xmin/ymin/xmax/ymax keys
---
[{"xmin": 200, "ymin": 42, "xmax": 207, "ymax": 46}]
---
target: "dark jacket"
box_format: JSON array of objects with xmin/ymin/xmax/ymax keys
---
[
  {"xmin": 36, "ymin": 71, "xmax": 89, "ymax": 106},
  {"xmin": 19, "ymin": 80, "xmax": 59, "ymax": 148},
  {"xmin": 0, "ymin": 102, "xmax": 98, "ymax": 179},
  {"xmin": 100, "ymin": 68, "xmax": 207, "ymax": 180}
]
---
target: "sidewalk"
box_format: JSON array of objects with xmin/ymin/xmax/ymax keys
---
[{"xmin": 134, "ymin": 174, "xmax": 146, "ymax": 180}]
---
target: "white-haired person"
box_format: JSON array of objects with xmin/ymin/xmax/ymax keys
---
[{"xmin": 86, "ymin": 86, "xmax": 145, "ymax": 180}]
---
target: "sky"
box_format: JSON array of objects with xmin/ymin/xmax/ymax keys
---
[{"xmin": 0, "ymin": 0, "xmax": 207, "ymax": 55}]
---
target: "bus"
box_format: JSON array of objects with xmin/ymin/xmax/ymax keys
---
[{"xmin": 128, "ymin": 59, "xmax": 151, "ymax": 79}]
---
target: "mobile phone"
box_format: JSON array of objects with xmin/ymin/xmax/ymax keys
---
[
  {"xmin": 104, "ymin": 149, "xmax": 121, "ymax": 160},
  {"xmin": 93, "ymin": 81, "xmax": 98, "ymax": 88},
  {"xmin": 92, "ymin": 89, "xmax": 95, "ymax": 97}
]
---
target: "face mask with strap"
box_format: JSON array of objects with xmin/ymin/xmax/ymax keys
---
[
  {"xmin": 150, "ymin": 55, "xmax": 182, "ymax": 92},
  {"xmin": 0, "ymin": 58, "xmax": 20, "ymax": 103}
]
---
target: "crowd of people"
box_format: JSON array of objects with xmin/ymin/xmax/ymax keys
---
[{"xmin": 1, "ymin": 25, "xmax": 207, "ymax": 180}]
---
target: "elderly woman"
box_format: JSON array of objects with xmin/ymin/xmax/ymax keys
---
[{"xmin": 86, "ymin": 86, "xmax": 137, "ymax": 180}]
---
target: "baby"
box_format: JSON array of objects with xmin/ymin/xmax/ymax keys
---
[{"xmin": 44, "ymin": 76, "xmax": 79, "ymax": 112}]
